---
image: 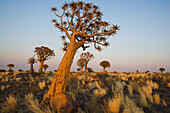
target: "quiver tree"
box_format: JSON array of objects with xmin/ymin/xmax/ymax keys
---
[
  {"xmin": 77, "ymin": 58, "xmax": 87, "ymax": 73},
  {"xmin": 34, "ymin": 46, "xmax": 55, "ymax": 73},
  {"xmin": 80, "ymin": 52, "xmax": 94, "ymax": 73},
  {"xmin": 27, "ymin": 56, "xmax": 37, "ymax": 72},
  {"xmin": 7, "ymin": 64, "xmax": 14, "ymax": 71},
  {"xmin": 42, "ymin": 1, "xmax": 119, "ymax": 104},
  {"xmin": 77, "ymin": 68, "xmax": 81, "ymax": 72},
  {"xmin": 43, "ymin": 64, "xmax": 49, "ymax": 72},
  {"xmin": 99, "ymin": 60, "xmax": 110, "ymax": 73},
  {"xmin": 159, "ymin": 68, "xmax": 165, "ymax": 73}
]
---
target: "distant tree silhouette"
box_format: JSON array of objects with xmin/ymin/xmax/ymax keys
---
[
  {"xmin": 34, "ymin": 46, "xmax": 55, "ymax": 73},
  {"xmin": 43, "ymin": 64, "xmax": 49, "ymax": 72},
  {"xmin": 159, "ymin": 68, "xmax": 165, "ymax": 73},
  {"xmin": 27, "ymin": 56, "xmax": 37, "ymax": 73},
  {"xmin": 87, "ymin": 67, "xmax": 93, "ymax": 72},
  {"xmin": 99, "ymin": 60, "xmax": 110, "ymax": 73},
  {"xmin": 7, "ymin": 64, "xmax": 14, "ymax": 71},
  {"xmin": 77, "ymin": 58, "xmax": 87, "ymax": 73},
  {"xmin": 77, "ymin": 68, "xmax": 81, "ymax": 72},
  {"xmin": 80, "ymin": 52, "xmax": 94, "ymax": 74},
  {"xmin": 43, "ymin": 1, "xmax": 119, "ymax": 104},
  {"xmin": 18, "ymin": 69, "xmax": 23, "ymax": 72}
]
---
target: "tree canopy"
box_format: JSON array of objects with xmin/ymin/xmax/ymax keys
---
[
  {"xmin": 52, "ymin": 1, "xmax": 119, "ymax": 51},
  {"xmin": 34, "ymin": 46, "xmax": 55, "ymax": 62}
]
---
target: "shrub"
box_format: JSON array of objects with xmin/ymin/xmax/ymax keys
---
[
  {"xmin": 38, "ymin": 81, "xmax": 46, "ymax": 90},
  {"xmin": 108, "ymin": 93, "xmax": 121, "ymax": 113},
  {"xmin": 18, "ymin": 69, "xmax": 23, "ymax": 72},
  {"xmin": 1, "ymin": 86, "xmax": 5, "ymax": 92},
  {"xmin": 123, "ymin": 96, "xmax": 144, "ymax": 113},
  {"xmin": 0, "ymin": 69, "xmax": 6, "ymax": 72},
  {"xmin": 1, "ymin": 95, "xmax": 18, "ymax": 113},
  {"xmin": 25, "ymin": 93, "xmax": 53, "ymax": 113},
  {"xmin": 154, "ymin": 94, "xmax": 160, "ymax": 105}
]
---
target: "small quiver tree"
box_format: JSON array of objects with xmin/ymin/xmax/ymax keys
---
[
  {"xmin": 99, "ymin": 60, "xmax": 110, "ymax": 73},
  {"xmin": 42, "ymin": 1, "xmax": 119, "ymax": 104},
  {"xmin": 43, "ymin": 64, "xmax": 49, "ymax": 72},
  {"xmin": 7, "ymin": 64, "xmax": 14, "ymax": 71},
  {"xmin": 80, "ymin": 52, "xmax": 94, "ymax": 73},
  {"xmin": 34, "ymin": 46, "xmax": 55, "ymax": 73},
  {"xmin": 27, "ymin": 56, "xmax": 37, "ymax": 73},
  {"xmin": 159, "ymin": 68, "xmax": 165, "ymax": 74},
  {"xmin": 77, "ymin": 58, "xmax": 87, "ymax": 73}
]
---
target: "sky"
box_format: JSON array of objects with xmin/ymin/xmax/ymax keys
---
[{"xmin": 0, "ymin": 0, "xmax": 170, "ymax": 72}]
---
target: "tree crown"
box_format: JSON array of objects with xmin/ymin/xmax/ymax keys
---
[
  {"xmin": 77, "ymin": 58, "xmax": 87, "ymax": 68},
  {"xmin": 159, "ymin": 68, "xmax": 165, "ymax": 72},
  {"xmin": 34, "ymin": 46, "xmax": 55, "ymax": 61},
  {"xmin": 43, "ymin": 64, "xmax": 49, "ymax": 69},
  {"xmin": 52, "ymin": 1, "xmax": 119, "ymax": 51},
  {"xmin": 27, "ymin": 56, "xmax": 37, "ymax": 64},
  {"xmin": 7, "ymin": 64, "xmax": 14, "ymax": 68},
  {"xmin": 80, "ymin": 52, "xmax": 94, "ymax": 63},
  {"xmin": 99, "ymin": 60, "xmax": 110, "ymax": 68}
]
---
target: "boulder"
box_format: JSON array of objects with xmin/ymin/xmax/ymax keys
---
[{"xmin": 50, "ymin": 93, "xmax": 76, "ymax": 113}]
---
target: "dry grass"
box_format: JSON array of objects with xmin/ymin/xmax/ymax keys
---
[
  {"xmin": 108, "ymin": 93, "xmax": 121, "ymax": 113},
  {"xmin": 142, "ymin": 86, "xmax": 153, "ymax": 103},
  {"xmin": 1, "ymin": 85, "xmax": 5, "ymax": 92},
  {"xmin": 25, "ymin": 93, "xmax": 53, "ymax": 113},
  {"xmin": 138, "ymin": 87, "xmax": 147, "ymax": 107},
  {"xmin": 124, "ymin": 96, "xmax": 144, "ymax": 113},
  {"xmin": 1, "ymin": 95, "xmax": 18, "ymax": 113},
  {"xmin": 38, "ymin": 81, "xmax": 46, "ymax": 90},
  {"xmin": 154, "ymin": 94, "xmax": 160, "ymax": 104},
  {"xmin": 127, "ymin": 85, "xmax": 133, "ymax": 97}
]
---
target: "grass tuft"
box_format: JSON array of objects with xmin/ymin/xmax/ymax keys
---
[{"xmin": 1, "ymin": 95, "xmax": 18, "ymax": 113}]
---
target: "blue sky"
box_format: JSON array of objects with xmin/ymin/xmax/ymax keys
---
[{"xmin": 0, "ymin": 0, "xmax": 170, "ymax": 72}]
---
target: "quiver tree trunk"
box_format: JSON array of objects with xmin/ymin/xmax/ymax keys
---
[
  {"xmin": 103, "ymin": 67, "xmax": 106, "ymax": 73},
  {"xmin": 80, "ymin": 67, "xmax": 83, "ymax": 73},
  {"xmin": 44, "ymin": 69, "xmax": 46, "ymax": 72},
  {"xmin": 39, "ymin": 61, "xmax": 44, "ymax": 73},
  {"xmin": 30, "ymin": 63, "xmax": 33, "ymax": 73},
  {"xmin": 42, "ymin": 40, "xmax": 82, "ymax": 104},
  {"xmin": 84, "ymin": 64, "xmax": 87, "ymax": 74}
]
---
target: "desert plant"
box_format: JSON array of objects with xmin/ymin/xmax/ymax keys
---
[
  {"xmin": 77, "ymin": 68, "xmax": 81, "ymax": 72},
  {"xmin": 42, "ymin": 1, "xmax": 119, "ymax": 104},
  {"xmin": 7, "ymin": 64, "xmax": 14, "ymax": 71},
  {"xmin": 154, "ymin": 94, "xmax": 160, "ymax": 104},
  {"xmin": 34, "ymin": 46, "xmax": 55, "ymax": 73},
  {"xmin": 25, "ymin": 93, "xmax": 53, "ymax": 113},
  {"xmin": 80, "ymin": 52, "xmax": 94, "ymax": 73},
  {"xmin": 38, "ymin": 81, "xmax": 46, "ymax": 90},
  {"xmin": 18, "ymin": 69, "xmax": 23, "ymax": 72},
  {"xmin": 159, "ymin": 68, "xmax": 165, "ymax": 73},
  {"xmin": 1, "ymin": 85, "xmax": 5, "ymax": 92},
  {"xmin": 99, "ymin": 60, "xmax": 110, "ymax": 73},
  {"xmin": 0, "ymin": 69, "xmax": 6, "ymax": 72},
  {"xmin": 28, "ymin": 56, "xmax": 37, "ymax": 73},
  {"xmin": 77, "ymin": 58, "xmax": 87, "ymax": 73},
  {"xmin": 43, "ymin": 64, "xmax": 49, "ymax": 72},
  {"xmin": 108, "ymin": 93, "xmax": 121, "ymax": 113},
  {"xmin": 87, "ymin": 67, "xmax": 93, "ymax": 72},
  {"xmin": 1, "ymin": 95, "xmax": 18, "ymax": 113}
]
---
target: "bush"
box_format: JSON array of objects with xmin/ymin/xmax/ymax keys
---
[
  {"xmin": 0, "ymin": 69, "xmax": 6, "ymax": 72},
  {"xmin": 18, "ymin": 69, "xmax": 23, "ymax": 72}
]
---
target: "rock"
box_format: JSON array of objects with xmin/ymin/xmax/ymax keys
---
[{"xmin": 50, "ymin": 93, "xmax": 76, "ymax": 113}]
